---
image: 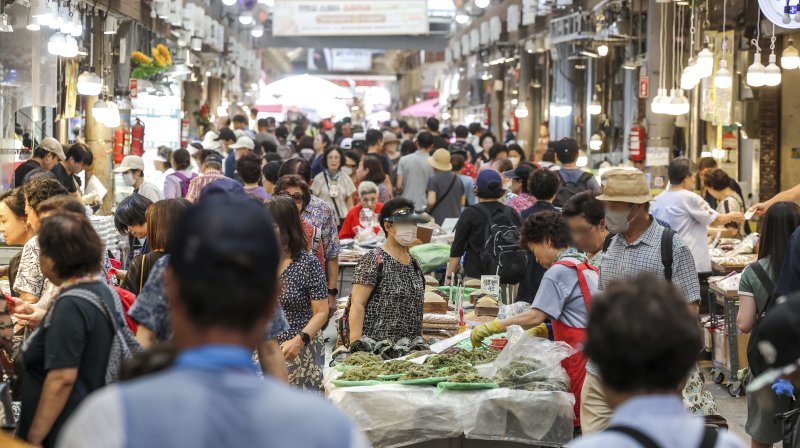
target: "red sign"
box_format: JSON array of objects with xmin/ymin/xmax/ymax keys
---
[
  {"xmin": 129, "ymin": 79, "xmax": 138, "ymax": 99},
  {"xmin": 638, "ymin": 76, "xmax": 649, "ymax": 99}
]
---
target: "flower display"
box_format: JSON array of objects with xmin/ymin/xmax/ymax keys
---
[{"xmin": 130, "ymin": 44, "xmax": 173, "ymax": 79}]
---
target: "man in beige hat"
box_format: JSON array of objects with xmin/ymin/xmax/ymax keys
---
[
  {"xmin": 580, "ymin": 168, "xmax": 705, "ymax": 434},
  {"xmin": 114, "ymin": 155, "xmax": 164, "ymax": 203},
  {"xmin": 425, "ymin": 148, "xmax": 465, "ymax": 225},
  {"xmin": 14, "ymin": 137, "xmax": 65, "ymax": 188}
]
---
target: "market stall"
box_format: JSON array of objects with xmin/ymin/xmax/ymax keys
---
[{"xmin": 325, "ymin": 327, "xmax": 576, "ymax": 448}]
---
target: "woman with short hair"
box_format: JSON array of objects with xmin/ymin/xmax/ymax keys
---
[
  {"xmin": 267, "ymin": 196, "xmax": 328, "ymax": 391},
  {"xmin": 274, "ymin": 175, "xmax": 326, "ymax": 271},
  {"xmin": 704, "ymin": 168, "xmax": 747, "ymax": 237},
  {"xmin": 19, "ymin": 212, "xmax": 130, "ymax": 447},
  {"xmin": 356, "ymin": 155, "xmax": 391, "ymax": 203},
  {"xmin": 339, "ymin": 181, "xmax": 385, "ymax": 240},
  {"xmin": 311, "ymin": 147, "xmax": 356, "ymax": 223},
  {"xmin": 113, "ymin": 193, "xmax": 153, "ymax": 272}
]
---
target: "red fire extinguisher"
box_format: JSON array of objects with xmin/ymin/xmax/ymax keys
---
[
  {"xmin": 130, "ymin": 118, "xmax": 145, "ymax": 157},
  {"xmin": 629, "ymin": 124, "xmax": 646, "ymax": 162},
  {"xmin": 113, "ymin": 126, "xmax": 128, "ymax": 164}
]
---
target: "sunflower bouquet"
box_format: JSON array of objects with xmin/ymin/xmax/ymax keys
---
[{"xmin": 130, "ymin": 45, "xmax": 173, "ymax": 79}]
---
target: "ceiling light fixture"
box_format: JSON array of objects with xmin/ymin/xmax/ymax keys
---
[
  {"xmin": 222, "ymin": 0, "xmax": 238, "ymax": 5},
  {"xmin": 251, "ymin": 27, "xmax": 264, "ymax": 37},
  {"xmin": 475, "ymin": 0, "xmax": 491, "ymax": 9},
  {"xmin": 764, "ymin": 24, "xmax": 782, "ymax": 86},
  {"xmin": 455, "ymin": 13, "xmax": 469, "ymax": 24},
  {"xmin": 597, "ymin": 44, "xmax": 609, "ymax": 57},
  {"xmin": 514, "ymin": 103, "xmax": 529, "ymax": 118},
  {"xmin": 782, "ymin": 38, "xmax": 800, "ymax": 69},
  {"xmin": 239, "ymin": 14, "xmax": 254, "ymax": 25}
]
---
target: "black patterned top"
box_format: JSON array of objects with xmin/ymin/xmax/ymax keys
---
[
  {"xmin": 277, "ymin": 251, "xmax": 327, "ymax": 344},
  {"xmin": 352, "ymin": 248, "xmax": 424, "ymax": 342}
]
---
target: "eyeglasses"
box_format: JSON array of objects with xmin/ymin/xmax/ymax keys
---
[{"xmin": 280, "ymin": 192, "xmax": 304, "ymax": 204}]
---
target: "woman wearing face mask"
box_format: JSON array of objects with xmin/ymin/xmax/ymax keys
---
[
  {"xmin": 113, "ymin": 155, "xmax": 164, "ymax": 203},
  {"xmin": 562, "ymin": 191, "xmax": 609, "ymax": 267},
  {"xmin": 470, "ymin": 211, "xmax": 598, "ymax": 429},
  {"xmin": 311, "ymin": 147, "xmax": 356, "ymax": 224},
  {"xmin": 347, "ymin": 198, "xmax": 429, "ymax": 344},
  {"xmin": 507, "ymin": 143, "xmax": 526, "ymax": 168}
]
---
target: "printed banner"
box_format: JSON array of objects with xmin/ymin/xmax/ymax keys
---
[{"xmin": 273, "ymin": 0, "xmax": 429, "ymax": 36}]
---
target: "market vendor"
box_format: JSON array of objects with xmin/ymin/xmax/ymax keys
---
[
  {"xmin": 471, "ymin": 211, "xmax": 598, "ymax": 428},
  {"xmin": 338, "ymin": 181, "xmax": 384, "ymax": 240},
  {"xmin": 347, "ymin": 198, "xmax": 428, "ymax": 344}
]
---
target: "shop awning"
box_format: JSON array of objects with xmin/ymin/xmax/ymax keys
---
[{"xmin": 399, "ymin": 98, "xmax": 439, "ymax": 117}]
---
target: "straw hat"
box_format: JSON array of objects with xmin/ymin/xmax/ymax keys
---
[
  {"xmin": 596, "ymin": 168, "xmax": 652, "ymax": 204},
  {"xmin": 428, "ymin": 148, "xmax": 452, "ymax": 171}
]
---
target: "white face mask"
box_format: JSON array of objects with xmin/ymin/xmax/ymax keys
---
[
  {"xmin": 341, "ymin": 166, "xmax": 353, "ymax": 177},
  {"xmin": 393, "ymin": 225, "xmax": 417, "ymax": 246},
  {"xmin": 508, "ymin": 157, "xmax": 520, "ymax": 168},
  {"xmin": 123, "ymin": 172, "xmax": 136, "ymax": 187}
]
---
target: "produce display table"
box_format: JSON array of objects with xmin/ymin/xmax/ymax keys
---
[{"xmin": 325, "ymin": 380, "xmax": 575, "ymax": 448}]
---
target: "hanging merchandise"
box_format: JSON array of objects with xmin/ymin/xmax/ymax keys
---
[
  {"xmin": 713, "ymin": 0, "xmax": 733, "ymax": 90},
  {"xmin": 131, "ymin": 118, "xmax": 145, "ymax": 156},
  {"xmin": 667, "ymin": 3, "xmax": 689, "ymax": 116},
  {"xmin": 695, "ymin": 0, "xmax": 714, "ymax": 79}
]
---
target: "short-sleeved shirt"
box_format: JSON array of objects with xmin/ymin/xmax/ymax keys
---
[
  {"xmin": 163, "ymin": 170, "xmax": 197, "ymax": 199},
  {"xmin": 276, "ymin": 252, "xmax": 327, "ymax": 343},
  {"xmin": 451, "ymin": 202, "xmax": 522, "ymax": 279},
  {"xmin": 558, "ymin": 168, "xmax": 601, "ymax": 193},
  {"xmin": 652, "ymin": 189, "xmax": 717, "ymax": 273},
  {"xmin": 244, "ymin": 186, "xmax": 271, "ymax": 202},
  {"xmin": 303, "ymin": 196, "xmax": 341, "ymax": 262},
  {"xmin": 426, "ymin": 171, "xmax": 465, "ymax": 225},
  {"xmin": 738, "ymin": 257, "xmax": 774, "ymax": 314},
  {"xmin": 14, "ymin": 236, "xmax": 59, "ymax": 310},
  {"xmin": 14, "ymin": 159, "xmax": 41, "ymax": 188},
  {"xmin": 507, "ymin": 193, "xmax": 537, "ymax": 215},
  {"xmin": 600, "ymin": 218, "xmax": 701, "ymax": 303},
  {"xmin": 134, "ymin": 181, "xmax": 164, "ymax": 203},
  {"xmin": 716, "ymin": 193, "xmax": 746, "ymax": 238},
  {"xmin": 397, "ymin": 150, "xmax": 434, "ymax": 212},
  {"xmin": 532, "ymin": 256, "xmax": 598, "ymax": 328},
  {"xmin": 185, "ymin": 170, "xmax": 227, "ymax": 203},
  {"xmin": 19, "ymin": 281, "xmax": 115, "ymax": 446},
  {"xmin": 311, "ymin": 171, "xmax": 356, "ymax": 220},
  {"xmin": 51, "ymin": 162, "xmax": 78, "ymax": 193},
  {"xmin": 459, "ymin": 174, "xmax": 476, "ymax": 206},
  {"xmin": 128, "ymin": 255, "xmax": 290, "ymax": 342},
  {"xmin": 353, "ymin": 248, "xmax": 424, "ymax": 342}
]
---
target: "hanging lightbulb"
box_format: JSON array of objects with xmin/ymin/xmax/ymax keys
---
[
  {"xmin": 589, "ymin": 133, "xmax": 603, "ymax": 151},
  {"xmin": 765, "ymin": 53, "xmax": 782, "ymax": 86},
  {"xmin": 674, "ymin": 90, "xmax": 690, "ymax": 115},
  {"xmin": 62, "ymin": 35, "xmax": 78, "ymax": 57},
  {"xmin": 47, "ymin": 32, "xmax": 66, "ymax": 56},
  {"xmin": 651, "ymin": 88, "xmax": 670, "ymax": 114},
  {"xmin": 588, "ymin": 96, "xmax": 601, "ymax": 115},
  {"xmin": 221, "ymin": 0, "xmax": 237, "ymax": 5},
  {"xmin": 475, "ymin": 0, "xmax": 490, "ymax": 8},
  {"xmin": 784, "ymin": 12, "xmax": 792, "ymax": 25},
  {"xmin": 30, "ymin": 0, "xmax": 53, "ymax": 22},
  {"xmin": 680, "ymin": 60, "xmax": 699, "ymax": 90},
  {"xmin": 103, "ymin": 101, "xmax": 121, "ymax": 128},
  {"xmin": 69, "ymin": 14, "xmax": 82, "ymax": 37},
  {"xmin": 747, "ymin": 52, "xmax": 766, "ymax": 87},
  {"xmin": 251, "ymin": 27, "xmax": 264, "ymax": 37},
  {"xmin": 238, "ymin": 14, "xmax": 253, "ymax": 25},
  {"xmin": 514, "ymin": 103, "xmax": 529, "ymax": 118},
  {"xmin": 77, "ymin": 71, "xmax": 103, "ymax": 95},
  {"xmin": 92, "ymin": 99, "xmax": 110, "ymax": 123},
  {"xmin": 782, "ymin": 39, "xmax": 800, "ymax": 70},
  {"xmin": 455, "ymin": 13, "xmax": 469, "ymax": 24},
  {"xmin": 696, "ymin": 46, "xmax": 714, "ymax": 79},
  {"xmin": 597, "ymin": 44, "xmax": 609, "ymax": 57},
  {"xmin": 714, "ymin": 60, "xmax": 733, "ymax": 89}
]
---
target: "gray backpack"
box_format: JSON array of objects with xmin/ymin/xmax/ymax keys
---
[{"xmin": 45, "ymin": 285, "xmax": 141, "ymax": 386}]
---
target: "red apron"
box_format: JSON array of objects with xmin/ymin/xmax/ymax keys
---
[{"xmin": 551, "ymin": 260, "xmax": 597, "ymax": 428}]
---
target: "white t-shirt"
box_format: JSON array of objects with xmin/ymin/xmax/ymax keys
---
[{"xmin": 652, "ymin": 189, "xmax": 717, "ymax": 272}]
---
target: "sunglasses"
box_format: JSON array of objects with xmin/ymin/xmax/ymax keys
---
[{"xmin": 280, "ymin": 192, "xmax": 304, "ymax": 203}]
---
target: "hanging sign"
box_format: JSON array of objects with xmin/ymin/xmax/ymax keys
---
[
  {"xmin": 759, "ymin": 0, "xmax": 800, "ymax": 29},
  {"xmin": 272, "ymin": 0, "xmax": 429, "ymax": 36},
  {"xmin": 638, "ymin": 76, "xmax": 649, "ymax": 98}
]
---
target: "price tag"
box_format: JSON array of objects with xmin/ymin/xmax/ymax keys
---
[{"xmin": 481, "ymin": 275, "xmax": 501, "ymax": 298}]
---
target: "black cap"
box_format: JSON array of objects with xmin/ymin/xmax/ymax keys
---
[
  {"xmin": 204, "ymin": 153, "xmax": 224, "ymax": 166},
  {"xmin": 748, "ymin": 292, "xmax": 800, "ymax": 392},
  {"xmin": 169, "ymin": 197, "xmax": 279, "ymax": 294},
  {"xmin": 502, "ymin": 163, "xmax": 535, "ymax": 181},
  {"xmin": 216, "ymin": 128, "xmax": 236, "ymax": 142},
  {"xmin": 199, "ymin": 178, "xmax": 246, "ymax": 202},
  {"xmin": 553, "ymin": 138, "xmax": 579, "ymax": 163}
]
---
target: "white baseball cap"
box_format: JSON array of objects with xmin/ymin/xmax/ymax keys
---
[
  {"xmin": 113, "ymin": 155, "xmax": 145, "ymax": 173},
  {"xmin": 201, "ymin": 131, "xmax": 222, "ymax": 151},
  {"xmin": 229, "ymin": 136, "xmax": 255, "ymax": 151}
]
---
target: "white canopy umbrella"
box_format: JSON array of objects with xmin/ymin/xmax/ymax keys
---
[{"xmin": 261, "ymin": 74, "xmax": 354, "ymax": 101}]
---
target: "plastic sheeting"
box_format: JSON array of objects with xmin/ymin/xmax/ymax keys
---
[{"xmin": 326, "ymin": 382, "xmax": 575, "ymax": 448}]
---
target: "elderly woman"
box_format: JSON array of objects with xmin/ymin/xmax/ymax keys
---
[
  {"xmin": 0, "ymin": 188, "xmax": 35, "ymax": 296},
  {"xmin": 339, "ymin": 181, "xmax": 384, "ymax": 240},
  {"xmin": 471, "ymin": 211, "xmax": 598, "ymax": 428},
  {"xmin": 18, "ymin": 212, "xmax": 127, "ymax": 447},
  {"xmin": 121, "ymin": 199, "xmax": 190, "ymax": 295},
  {"xmin": 348, "ymin": 198, "xmax": 427, "ymax": 344},
  {"xmin": 274, "ymin": 175, "xmax": 325, "ymax": 270},
  {"xmin": 311, "ymin": 146, "xmax": 356, "ymax": 223},
  {"xmin": 267, "ymin": 196, "xmax": 328, "ymax": 391}
]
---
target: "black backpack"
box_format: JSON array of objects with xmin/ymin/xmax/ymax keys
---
[
  {"xmin": 553, "ymin": 170, "xmax": 593, "ymax": 208},
  {"xmin": 745, "ymin": 261, "xmax": 777, "ymax": 377},
  {"xmin": 602, "ymin": 228, "xmax": 675, "ymax": 281},
  {"xmin": 475, "ymin": 203, "xmax": 527, "ymax": 284}
]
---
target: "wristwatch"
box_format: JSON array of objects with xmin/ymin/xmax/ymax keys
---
[
  {"xmin": 299, "ymin": 331, "xmax": 311, "ymax": 346},
  {"xmin": 327, "ymin": 288, "xmax": 339, "ymax": 297}
]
